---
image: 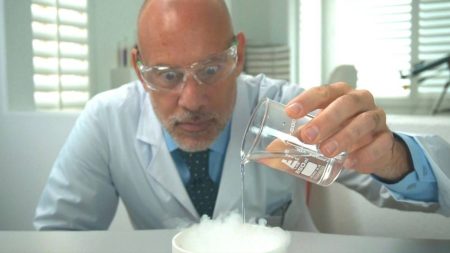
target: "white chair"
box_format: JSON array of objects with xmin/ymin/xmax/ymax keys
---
[{"xmin": 327, "ymin": 65, "xmax": 358, "ymax": 88}]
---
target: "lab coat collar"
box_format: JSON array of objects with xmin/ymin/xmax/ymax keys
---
[
  {"xmin": 135, "ymin": 83, "xmax": 163, "ymax": 146},
  {"xmin": 134, "ymin": 83, "xmax": 198, "ymax": 217},
  {"xmin": 147, "ymin": 140, "xmax": 199, "ymax": 218}
]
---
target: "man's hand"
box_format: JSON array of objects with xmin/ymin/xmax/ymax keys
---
[{"xmin": 285, "ymin": 82, "xmax": 413, "ymax": 181}]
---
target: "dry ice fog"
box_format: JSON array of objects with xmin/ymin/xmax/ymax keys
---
[{"xmin": 175, "ymin": 212, "xmax": 291, "ymax": 253}]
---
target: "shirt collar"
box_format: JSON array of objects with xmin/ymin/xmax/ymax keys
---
[{"xmin": 163, "ymin": 120, "xmax": 231, "ymax": 154}]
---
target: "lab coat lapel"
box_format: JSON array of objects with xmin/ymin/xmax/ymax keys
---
[
  {"xmin": 214, "ymin": 80, "xmax": 253, "ymax": 216},
  {"xmin": 136, "ymin": 91, "xmax": 198, "ymax": 218},
  {"xmin": 148, "ymin": 144, "xmax": 198, "ymax": 218}
]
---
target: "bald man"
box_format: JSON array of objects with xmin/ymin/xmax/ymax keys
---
[{"xmin": 34, "ymin": 0, "xmax": 450, "ymax": 230}]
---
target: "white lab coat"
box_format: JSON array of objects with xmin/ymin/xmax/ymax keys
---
[{"xmin": 34, "ymin": 74, "xmax": 450, "ymax": 231}]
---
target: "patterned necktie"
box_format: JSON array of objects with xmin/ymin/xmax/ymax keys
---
[{"xmin": 179, "ymin": 149, "xmax": 218, "ymax": 217}]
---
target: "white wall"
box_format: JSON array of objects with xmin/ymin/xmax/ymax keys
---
[
  {"xmin": 0, "ymin": 0, "xmax": 5, "ymax": 113},
  {"xmin": 0, "ymin": 1, "xmax": 78, "ymax": 230},
  {"xmin": 0, "ymin": 113, "xmax": 78, "ymax": 230},
  {"xmin": 0, "ymin": 2, "xmax": 79, "ymax": 231},
  {"xmin": 229, "ymin": 0, "xmax": 289, "ymax": 45},
  {"xmin": 3, "ymin": 0, "xmax": 34, "ymax": 110},
  {"xmin": 89, "ymin": 0, "xmax": 142, "ymax": 95},
  {"xmin": 0, "ymin": 0, "xmax": 140, "ymax": 230}
]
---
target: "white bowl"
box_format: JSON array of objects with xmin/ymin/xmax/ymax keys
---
[
  {"xmin": 171, "ymin": 224, "xmax": 290, "ymax": 253},
  {"xmin": 172, "ymin": 231, "xmax": 192, "ymax": 253}
]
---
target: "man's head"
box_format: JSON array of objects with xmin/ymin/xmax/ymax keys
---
[{"xmin": 132, "ymin": 0, "xmax": 246, "ymax": 152}]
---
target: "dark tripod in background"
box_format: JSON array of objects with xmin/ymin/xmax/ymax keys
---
[{"xmin": 401, "ymin": 54, "xmax": 450, "ymax": 115}]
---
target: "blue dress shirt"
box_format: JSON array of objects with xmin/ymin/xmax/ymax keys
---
[{"xmin": 372, "ymin": 132, "xmax": 438, "ymax": 202}]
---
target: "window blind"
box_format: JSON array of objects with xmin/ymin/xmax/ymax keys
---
[
  {"xmin": 416, "ymin": 0, "xmax": 450, "ymax": 94},
  {"xmin": 326, "ymin": 0, "xmax": 412, "ymax": 97},
  {"xmin": 321, "ymin": 0, "xmax": 450, "ymax": 98},
  {"xmin": 245, "ymin": 45, "xmax": 291, "ymax": 81},
  {"xmin": 31, "ymin": 0, "xmax": 89, "ymax": 111}
]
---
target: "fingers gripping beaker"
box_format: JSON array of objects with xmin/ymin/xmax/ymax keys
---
[{"xmin": 241, "ymin": 98, "xmax": 346, "ymax": 186}]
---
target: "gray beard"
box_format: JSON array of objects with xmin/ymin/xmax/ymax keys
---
[{"xmin": 160, "ymin": 109, "xmax": 230, "ymax": 152}]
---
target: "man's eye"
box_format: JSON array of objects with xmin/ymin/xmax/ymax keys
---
[
  {"xmin": 156, "ymin": 70, "xmax": 183, "ymax": 84},
  {"xmin": 162, "ymin": 71, "xmax": 178, "ymax": 81},
  {"xmin": 200, "ymin": 65, "xmax": 221, "ymax": 77},
  {"xmin": 205, "ymin": 66, "xmax": 219, "ymax": 75}
]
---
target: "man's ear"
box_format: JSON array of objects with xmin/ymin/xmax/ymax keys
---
[
  {"xmin": 235, "ymin": 32, "xmax": 246, "ymax": 74},
  {"xmin": 131, "ymin": 47, "xmax": 148, "ymax": 90}
]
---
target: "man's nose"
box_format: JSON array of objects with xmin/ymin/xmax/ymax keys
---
[{"xmin": 177, "ymin": 73, "xmax": 208, "ymax": 111}]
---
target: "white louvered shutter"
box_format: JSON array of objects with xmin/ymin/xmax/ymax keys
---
[
  {"xmin": 322, "ymin": 0, "xmax": 449, "ymax": 98},
  {"xmin": 31, "ymin": 0, "xmax": 89, "ymax": 111},
  {"xmin": 328, "ymin": 0, "xmax": 413, "ymax": 97},
  {"xmin": 245, "ymin": 45, "xmax": 291, "ymax": 82},
  {"xmin": 416, "ymin": 0, "xmax": 450, "ymax": 94}
]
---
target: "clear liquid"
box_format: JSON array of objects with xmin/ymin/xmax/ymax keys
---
[
  {"xmin": 245, "ymin": 146, "xmax": 344, "ymax": 186},
  {"xmin": 240, "ymin": 144, "xmax": 343, "ymax": 224},
  {"xmin": 240, "ymin": 160, "xmax": 246, "ymax": 223}
]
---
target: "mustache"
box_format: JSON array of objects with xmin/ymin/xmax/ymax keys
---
[{"xmin": 168, "ymin": 110, "xmax": 218, "ymax": 125}]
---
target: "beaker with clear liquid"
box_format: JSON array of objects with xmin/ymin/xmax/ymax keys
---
[{"xmin": 241, "ymin": 98, "xmax": 346, "ymax": 186}]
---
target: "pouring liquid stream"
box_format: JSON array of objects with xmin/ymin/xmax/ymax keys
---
[
  {"xmin": 240, "ymin": 152, "xmax": 290, "ymax": 224},
  {"xmin": 240, "ymin": 152, "xmax": 293, "ymax": 224},
  {"xmin": 240, "ymin": 160, "xmax": 246, "ymax": 223}
]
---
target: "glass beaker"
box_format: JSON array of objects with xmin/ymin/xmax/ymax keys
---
[{"xmin": 241, "ymin": 98, "xmax": 346, "ymax": 186}]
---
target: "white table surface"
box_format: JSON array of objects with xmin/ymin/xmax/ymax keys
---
[{"xmin": 1, "ymin": 230, "xmax": 449, "ymax": 253}]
